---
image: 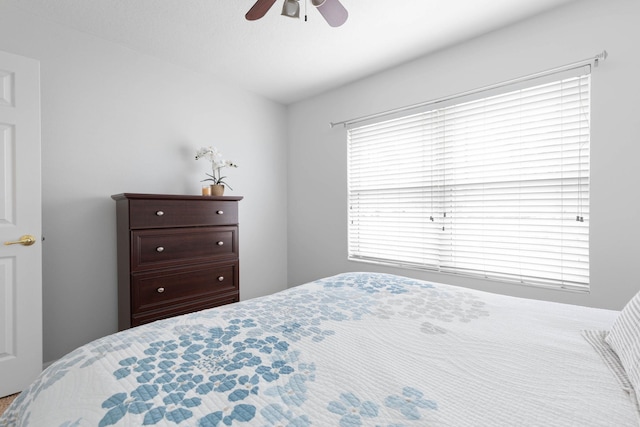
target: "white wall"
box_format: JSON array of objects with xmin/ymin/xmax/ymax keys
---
[
  {"xmin": 288, "ymin": 0, "xmax": 640, "ymax": 311},
  {"xmin": 0, "ymin": 7, "xmax": 289, "ymax": 363}
]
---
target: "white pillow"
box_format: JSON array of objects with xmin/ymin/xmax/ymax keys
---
[{"xmin": 606, "ymin": 291, "xmax": 640, "ymax": 402}]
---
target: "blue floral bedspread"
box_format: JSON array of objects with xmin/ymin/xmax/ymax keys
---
[{"xmin": 1, "ymin": 272, "xmax": 636, "ymax": 426}]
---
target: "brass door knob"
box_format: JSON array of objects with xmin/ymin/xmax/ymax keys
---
[{"xmin": 4, "ymin": 234, "xmax": 37, "ymax": 246}]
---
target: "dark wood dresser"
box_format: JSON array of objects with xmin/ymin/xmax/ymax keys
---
[{"xmin": 111, "ymin": 193, "xmax": 243, "ymax": 330}]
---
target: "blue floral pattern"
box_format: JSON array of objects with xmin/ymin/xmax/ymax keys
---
[
  {"xmin": 327, "ymin": 388, "xmax": 437, "ymax": 426},
  {"xmin": 385, "ymin": 387, "xmax": 438, "ymax": 419},
  {"xmin": 260, "ymin": 403, "xmax": 311, "ymax": 426},
  {"xmin": 327, "ymin": 392, "xmax": 379, "ymax": 427},
  {"xmin": 1, "ymin": 273, "xmax": 488, "ymax": 427},
  {"xmin": 98, "ymin": 326, "xmax": 300, "ymax": 426}
]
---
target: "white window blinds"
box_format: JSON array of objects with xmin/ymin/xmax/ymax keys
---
[{"xmin": 348, "ymin": 72, "xmax": 590, "ymax": 291}]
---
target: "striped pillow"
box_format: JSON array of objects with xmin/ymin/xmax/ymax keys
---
[{"xmin": 606, "ymin": 291, "xmax": 640, "ymax": 402}]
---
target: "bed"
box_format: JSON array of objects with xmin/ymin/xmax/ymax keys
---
[{"xmin": 1, "ymin": 272, "xmax": 638, "ymax": 426}]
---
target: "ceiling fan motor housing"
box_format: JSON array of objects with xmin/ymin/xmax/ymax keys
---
[{"xmin": 281, "ymin": 0, "xmax": 301, "ymax": 18}]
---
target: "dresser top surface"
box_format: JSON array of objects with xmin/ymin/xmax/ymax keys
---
[{"xmin": 111, "ymin": 193, "xmax": 243, "ymax": 202}]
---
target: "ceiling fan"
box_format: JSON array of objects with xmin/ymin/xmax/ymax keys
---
[{"xmin": 246, "ymin": 0, "xmax": 348, "ymax": 27}]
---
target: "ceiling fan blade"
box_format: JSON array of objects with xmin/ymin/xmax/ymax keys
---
[
  {"xmin": 312, "ymin": 0, "xmax": 348, "ymax": 27},
  {"xmin": 245, "ymin": 0, "xmax": 278, "ymax": 21}
]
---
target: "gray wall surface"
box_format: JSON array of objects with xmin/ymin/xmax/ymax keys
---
[
  {"xmin": 287, "ymin": 0, "xmax": 640, "ymax": 311},
  {"xmin": 0, "ymin": 7, "xmax": 289, "ymax": 363}
]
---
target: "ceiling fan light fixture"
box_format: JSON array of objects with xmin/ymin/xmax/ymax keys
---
[{"xmin": 281, "ymin": 0, "xmax": 300, "ymax": 18}]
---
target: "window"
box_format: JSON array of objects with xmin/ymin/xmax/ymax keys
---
[{"xmin": 348, "ymin": 72, "xmax": 590, "ymax": 291}]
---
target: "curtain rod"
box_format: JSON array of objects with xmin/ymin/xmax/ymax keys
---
[{"xmin": 330, "ymin": 50, "xmax": 608, "ymax": 129}]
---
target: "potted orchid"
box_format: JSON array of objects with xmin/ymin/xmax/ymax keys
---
[{"xmin": 195, "ymin": 146, "xmax": 238, "ymax": 196}]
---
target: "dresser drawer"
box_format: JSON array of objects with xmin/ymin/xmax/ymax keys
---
[
  {"xmin": 131, "ymin": 293, "xmax": 239, "ymax": 327},
  {"xmin": 131, "ymin": 263, "xmax": 238, "ymax": 316},
  {"xmin": 131, "ymin": 226, "xmax": 238, "ymax": 271},
  {"xmin": 129, "ymin": 199, "xmax": 238, "ymax": 229}
]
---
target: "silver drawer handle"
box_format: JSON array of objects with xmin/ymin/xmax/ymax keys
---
[
  {"xmin": 157, "ymin": 287, "xmax": 165, "ymax": 293},
  {"xmin": 156, "ymin": 210, "xmax": 164, "ymax": 216},
  {"xmin": 156, "ymin": 246, "xmax": 164, "ymax": 252},
  {"xmin": 217, "ymin": 276, "xmax": 224, "ymax": 282},
  {"xmin": 217, "ymin": 241, "xmax": 224, "ymax": 246},
  {"xmin": 216, "ymin": 210, "xmax": 224, "ymax": 215}
]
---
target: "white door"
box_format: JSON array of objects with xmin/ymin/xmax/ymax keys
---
[{"xmin": 0, "ymin": 50, "xmax": 42, "ymax": 397}]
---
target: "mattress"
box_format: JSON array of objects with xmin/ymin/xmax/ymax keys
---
[{"xmin": 1, "ymin": 272, "xmax": 636, "ymax": 426}]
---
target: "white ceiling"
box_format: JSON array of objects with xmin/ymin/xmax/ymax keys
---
[{"xmin": 2, "ymin": 0, "xmax": 577, "ymax": 104}]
